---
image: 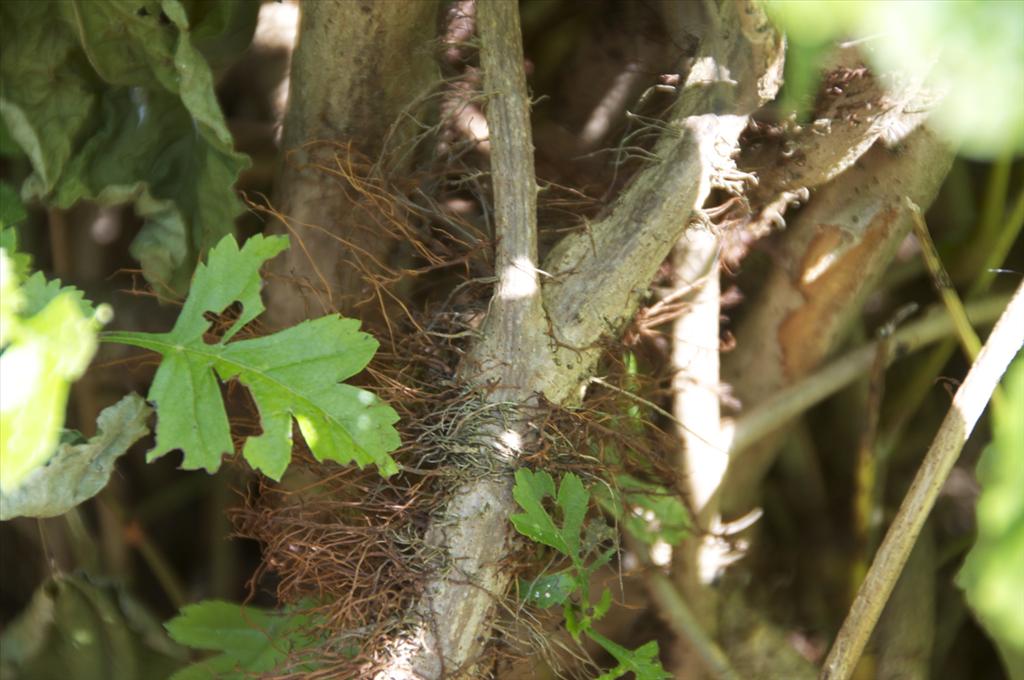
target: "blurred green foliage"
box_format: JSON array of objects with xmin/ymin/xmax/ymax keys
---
[
  {"xmin": 765, "ymin": 0, "xmax": 1024, "ymax": 158},
  {"xmin": 957, "ymin": 355, "xmax": 1024, "ymax": 680}
]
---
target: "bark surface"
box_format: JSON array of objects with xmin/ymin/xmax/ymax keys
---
[{"xmin": 266, "ymin": 0, "xmax": 439, "ymax": 325}]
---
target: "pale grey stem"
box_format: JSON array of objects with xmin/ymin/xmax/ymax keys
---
[
  {"xmin": 381, "ymin": 2, "xmax": 548, "ymax": 677},
  {"xmin": 465, "ymin": 0, "xmax": 549, "ymax": 396},
  {"xmin": 820, "ymin": 280, "xmax": 1024, "ymax": 680}
]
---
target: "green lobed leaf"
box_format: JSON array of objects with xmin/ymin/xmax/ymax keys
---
[
  {"xmin": 595, "ymin": 474, "xmax": 690, "ymax": 547},
  {"xmin": 957, "ymin": 355, "xmax": 1024, "ymax": 679},
  {"xmin": 165, "ymin": 600, "xmax": 318, "ymax": 679},
  {"xmin": 0, "ymin": 257, "xmax": 108, "ymax": 493},
  {"xmin": 103, "ymin": 234, "xmax": 401, "ymax": 480},
  {"xmin": 0, "ymin": 0, "xmax": 257, "ymax": 296},
  {"xmin": 1, "ymin": 394, "xmax": 152, "ymax": 520},
  {"xmin": 588, "ymin": 631, "xmax": 672, "ymax": 680},
  {"xmin": 511, "ymin": 468, "xmax": 592, "ymax": 564},
  {"xmin": 557, "ymin": 471, "xmax": 588, "ymax": 559}
]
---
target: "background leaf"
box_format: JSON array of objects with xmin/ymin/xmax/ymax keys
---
[
  {"xmin": 0, "ymin": 394, "xmax": 151, "ymax": 520},
  {"xmin": 588, "ymin": 630, "xmax": 672, "ymax": 680},
  {"xmin": 165, "ymin": 600, "xmax": 318, "ymax": 679},
  {"xmin": 0, "ymin": 575, "xmax": 185, "ymax": 680},
  {"xmin": 766, "ymin": 0, "xmax": 1024, "ymax": 157},
  {"xmin": 0, "ymin": 0, "xmax": 258, "ymax": 295}
]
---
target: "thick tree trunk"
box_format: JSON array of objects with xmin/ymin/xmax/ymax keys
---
[{"xmin": 266, "ymin": 0, "xmax": 439, "ymax": 325}]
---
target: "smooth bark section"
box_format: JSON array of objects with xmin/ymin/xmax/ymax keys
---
[
  {"xmin": 266, "ymin": 1, "xmax": 439, "ymax": 325},
  {"xmin": 821, "ymin": 280, "xmax": 1024, "ymax": 680},
  {"xmin": 721, "ymin": 125, "xmax": 954, "ymax": 518}
]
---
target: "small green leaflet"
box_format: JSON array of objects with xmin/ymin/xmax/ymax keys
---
[
  {"xmin": 102, "ymin": 234, "xmax": 400, "ymax": 480},
  {"xmin": 511, "ymin": 469, "xmax": 671, "ymax": 680},
  {"xmin": 510, "ymin": 469, "xmax": 589, "ymax": 567},
  {"xmin": 164, "ymin": 600, "xmax": 319, "ymax": 679},
  {"xmin": 1, "ymin": 394, "xmax": 151, "ymax": 520},
  {"xmin": 588, "ymin": 630, "xmax": 672, "ymax": 680},
  {"xmin": 518, "ymin": 572, "xmax": 577, "ymax": 609}
]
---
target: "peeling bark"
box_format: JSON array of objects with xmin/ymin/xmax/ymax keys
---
[
  {"xmin": 721, "ymin": 123, "xmax": 954, "ymax": 519},
  {"xmin": 739, "ymin": 53, "xmax": 934, "ymax": 238}
]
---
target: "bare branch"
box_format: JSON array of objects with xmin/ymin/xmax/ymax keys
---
[
  {"xmin": 538, "ymin": 0, "xmax": 784, "ymax": 404},
  {"xmin": 465, "ymin": 0, "xmax": 551, "ymax": 396}
]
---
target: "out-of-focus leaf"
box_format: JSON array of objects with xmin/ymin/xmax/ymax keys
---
[
  {"xmin": 766, "ymin": 0, "xmax": 1024, "ymax": 158},
  {"xmin": 0, "ymin": 118, "xmax": 22, "ymax": 157},
  {"xmin": 0, "ymin": 227, "xmax": 32, "ymax": 284},
  {"xmin": 0, "ymin": 183, "xmax": 26, "ymax": 229},
  {"xmin": 0, "ymin": 259, "xmax": 108, "ymax": 493},
  {"xmin": 0, "ymin": 249, "xmax": 24, "ymax": 345},
  {"xmin": 865, "ymin": 1, "xmax": 1024, "ymax": 158},
  {"xmin": 0, "ymin": 0, "xmax": 255, "ymax": 295},
  {"xmin": 0, "ymin": 394, "xmax": 151, "ymax": 520},
  {"xmin": 165, "ymin": 600, "xmax": 320, "ymax": 679},
  {"xmin": 595, "ymin": 474, "xmax": 690, "ymax": 546},
  {"xmin": 103, "ymin": 235, "xmax": 401, "ymax": 480},
  {"xmin": 0, "ymin": 1, "xmax": 95, "ymax": 196},
  {"xmin": 182, "ymin": 0, "xmax": 261, "ymax": 72},
  {"xmin": 0, "ymin": 575, "xmax": 184, "ymax": 680},
  {"xmin": 957, "ymin": 356, "xmax": 1024, "ymax": 680}
]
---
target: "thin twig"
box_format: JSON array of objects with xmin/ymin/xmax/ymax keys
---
[
  {"xmin": 879, "ymin": 186, "xmax": 1023, "ymax": 447},
  {"xmin": 906, "ymin": 196, "xmax": 1006, "ymax": 414},
  {"xmin": 905, "ymin": 197, "xmax": 983, "ymax": 358},
  {"xmin": 820, "ymin": 280, "xmax": 1024, "ymax": 680}
]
